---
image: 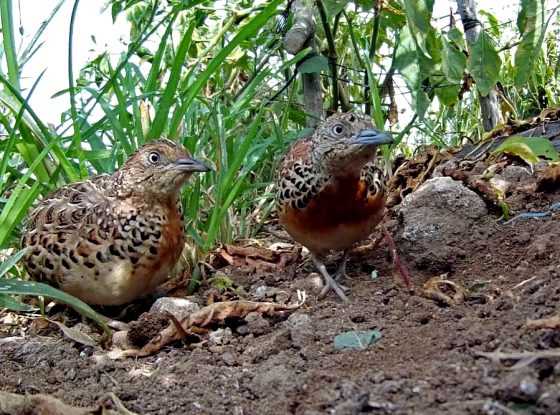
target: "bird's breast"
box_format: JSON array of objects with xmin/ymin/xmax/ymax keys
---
[{"xmin": 279, "ymin": 175, "xmax": 385, "ymax": 254}]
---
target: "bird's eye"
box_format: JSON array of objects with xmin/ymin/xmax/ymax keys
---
[
  {"xmin": 332, "ymin": 124, "xmax": 345, "ymax": 135},
  {"xmin": 148, "ymin": 151, "xmax": 161, "ymax": 164}
]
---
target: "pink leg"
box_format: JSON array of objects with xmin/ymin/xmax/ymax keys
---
[{"xmin": 382, "ymin": 227, "xmax": 413, "ymax": 289}]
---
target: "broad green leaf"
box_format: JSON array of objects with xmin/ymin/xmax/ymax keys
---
[
  {"xmin": 447, "ymin": 27, "xmax": 466, "ymax": 51},
  {"xmin": 434, "ymin": 81, "xmax": 460, "ymax": 106},
  {"xmin": 402, "ymin": 0, "xmax": 435, "ymax": 58},
  {"xmin": 479, "ymin": 10, "xmax": 501, "ymax": 38},
  {"xmin": 467, "ymin": 30, "xmax": 501, "ymax": 96},
  {"xmin": 323, "ymin": 0, "xmax": 351, "ymax": 17},
  {"xmin": 394, "ymin": 25, "xmax": 431, "ymax": 119},
  {"xmin": 297, "ymin": 55, "xmax": 329, "ymax": 74},
  {"xmin": 442, "ymin": 36, "xmax": 466, "ymax": 82},
  {"xmin": 492, "ymin": 135, "xmax": 559, "ymax": 166},
  {"xmin": 514, "ymin": 0, "xmax": 546, "ymax": 86},
  {"xmin": 0, "ymin": 279, "xmax": 109, "ymax": 334}
]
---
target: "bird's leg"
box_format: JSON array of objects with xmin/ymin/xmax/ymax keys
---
[
  {"xmin": 333, "ymin": 249, "xmax": 350, "ymax": 281},
  {"xmin": 382, "ymin": 227, "xmax": 413, "ymax": 289},
  {"xmin": 312, "ymin": 254, "xmax": 350, "ymax": 302}
]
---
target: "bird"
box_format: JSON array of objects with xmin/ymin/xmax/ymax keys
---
[
  {"xmin": 21, "ymin": 139, "xmax": 210, "ymax": 306},
  {"xmin": 276, "ymin": 112, "xmax": 411, "ymax": 301}
]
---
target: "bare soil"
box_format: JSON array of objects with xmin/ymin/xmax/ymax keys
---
[{"xmin": 2, "ymin": 201, "xmax": 560, "ymax": 415}]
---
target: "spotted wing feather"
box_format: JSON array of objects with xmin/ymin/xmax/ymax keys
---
[{"xmin": 277, "ymin": 138, "xmax": 328, "ymax": 210}]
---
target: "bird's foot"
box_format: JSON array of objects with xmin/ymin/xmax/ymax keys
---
[{"xmin": 312, "ymin": 254, "xmax": 350, "ymax": 302}]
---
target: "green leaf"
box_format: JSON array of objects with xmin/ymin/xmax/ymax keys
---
[
  {"xmin": 297, "ymin": 55, "xmax": 329, "ymax": 74},
  {"xmin": 402, "ymin": 0, "xmax": 436, "ymax": 59},
  {"xmin": 334, "ymin": 330, "xmax": 382, "ymax": 350},
  {"xmin": 467, "ymin": 30, "xmax": 501, "ymax": 96},
  {"xmin": 442, "ymin": 36, "xmax": 466, "ymax": 82},
  {"xmin": 0, "ymin": 248, "xmax": 28, "ymax": 278},
  {"xmin": 323, "ymin": 0, "xmax": 351, "ymax": 17},
  {"xmin": 447, "ymin": 27, "xmax": 466, "ymax": 52},
  {"xmin": 0, "ymin": 279, "xmax": 109, "ymax": 335},
  {"xmin": 434, "ymin": 81, "xmax": 460, "ymax": 106},
  {"xmin": 514, "ymin": 0, "xmax": 546, "ymax": 86},
  {"xmin": 479, "ymin": 10, "xmax": 501, "ymax": 38},
  {"xmin": 492, "ymin": 135, "xmax": 559, "ymax": 166},
  {"xmin": 0, "ymin": 293, "xmax": 37, "ymax": 312}
]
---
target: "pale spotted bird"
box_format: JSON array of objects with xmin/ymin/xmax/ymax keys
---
[
  {"xmin": 22, "ymin": 139, "xmax": 210, "ymax": 305},
  {"xmin": 277, "ymin": 112, "xmax": 411, "ymax": 301}
]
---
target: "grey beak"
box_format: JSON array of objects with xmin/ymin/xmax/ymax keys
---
[
  {"xmin": 352, "ymin": 129, "xmax": 393, "ymax": 146},
  {"xmin": 174, "ymin": 157, "xmax": 212, "ymax": 172}
]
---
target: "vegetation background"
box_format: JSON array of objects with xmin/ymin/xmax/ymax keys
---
[{"xmin": 0, "ymin": 0, "xmax": 559, "ymax": 314}]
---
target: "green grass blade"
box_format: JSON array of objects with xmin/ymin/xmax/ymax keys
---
[
  {"xmin": 169, "ymin": 0, "xmax": 283, "ymax": 137},
  {"xmin": 0, "ymin": 279, "xmax": 109, "ymax": 334},
  {"xmin": 0, "ymin": 0, "xmax": 20, "ymax": 90}
]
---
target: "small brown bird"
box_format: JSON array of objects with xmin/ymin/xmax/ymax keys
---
[
  {"xmin": 277, "ymin": 112, "xmax": 410, "ymax": 301},
  {"xmin": 21, "ymin": 139, "xmax": 210, "ymax": 306}
]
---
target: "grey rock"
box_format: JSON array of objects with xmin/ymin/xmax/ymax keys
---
[
  {"xmin": 245, "ymin": 311, "xmax": 271, "ymax": 336},
  {"xmin": 284, "ymin": 312, "xmax": 314, "ymax": 348},
  {"xmin": 149, "ymin": 297, "xmax": 200, "ymax": 321},
  {"xmin": 502, "ymin": 165, "xmax": 532, "ymax": 182},
  {"xmin": 399, "ymin": 177, "xmax": 487, "ymax": 271},
  {"xmin": 495, "ymin": 369, "xmax": 542, "ymax": 403},
  {"xmin": 208, "ymin": 327, "xmax": 233, "ymax": 346}
]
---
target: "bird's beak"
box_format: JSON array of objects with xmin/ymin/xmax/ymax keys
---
[
  {"xmin": 352, "ymin": 129, "xmax": 393, "ymax": 146},
  {"xmin": 174, "ymin": 156, "xmax": 212, "ymax": 172}
]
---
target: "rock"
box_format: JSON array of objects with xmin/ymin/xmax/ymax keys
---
[
  {"xmin": 112, "ymin": 330, "xmax": 131, "ymax": 349},
  {"xmin": 495, "ymin": 369, "xmax": 542, "ymax": 403},
  {"xmin": 293, "ymin": 273, "xmax": 324, "ymax": 295},
  {"xmin": 208, "ymin": 328, "xmax": 233, "ymax": 346},
  {"xmin": 398, "ymin": 177, "xmax": 487, "ymax": 271},
  {"xmin": 284, "ymin": 312, "xmax": 314, "ymax": 348},
  {"xmin": 149, "ymin": 297, "xmax": 200, "ymax": 321},
  {"xmin": 245, "ymin": 312, "xmax": 271, "ymax": 336},
  {"xmin": 502, "ymin": 165, "xmax": 532, "ymax": 182}
]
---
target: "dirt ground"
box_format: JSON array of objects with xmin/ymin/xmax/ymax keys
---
[{"xmin": 1, "ymin": 196, "xmax": 560, "ymax": 415}]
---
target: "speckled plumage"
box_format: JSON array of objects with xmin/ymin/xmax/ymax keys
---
[
  {"xmin": 277, "ymin": 112, "xmax": 392, "ymax": 300},
  {"xmin": 22, "ymin": 139, "xmax": 210, "ymax": 306}
]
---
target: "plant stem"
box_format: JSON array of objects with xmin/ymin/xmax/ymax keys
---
[
  {"xmin": 316, "ymin": 0, "xmax": 339, "ymax": 112},
  {"xmin": 0, "ymin": 0, "xmax": 20, "ymax": 91},
  {"xmin": 365, "ymin": 0, "xmax": 382, "ymax": 115},
  {"xmin": 68, "ymin": 0, "xmax": 87, "ymax": 176}
]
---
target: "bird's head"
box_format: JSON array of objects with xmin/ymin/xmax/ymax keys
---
[
  {"xmin": 116, "ymin": 139, "xmax": 211, "ymax": 199},
  {"xmin": 312, "ymin": 112, "xmax": 393, "ymax": 176}
]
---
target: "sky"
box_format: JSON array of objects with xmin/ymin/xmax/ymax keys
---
[{"xmin": 12, "ymin": 0, "xmax": 525, "ymax": 125}]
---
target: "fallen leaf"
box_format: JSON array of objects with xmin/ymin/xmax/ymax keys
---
[
  {"xmin": 492, "ymin": 135, "xmax": 559, "ymax": 166},
  {"xmin": 50, "ymin": 320, "xmax": 97, "ymax": 347},
  {"xmin": 115, "ymin": 292, "xmax": 306, "ymax": 358}
]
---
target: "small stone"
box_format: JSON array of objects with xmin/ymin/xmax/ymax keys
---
[
  {"xmin": 495, "ymin": 369, "xmax": 542, "ymax": 403},
  {"xmin": 149, "ymin": 297, "xmax": 200, "ymax": 321},
  {"xmin": 245, "ymin": 312, "xmax": 270, "ymax": 336},
  {"xmin": 222, "ymin": 351, "xmax": 237, "ymax": 366},
  {"xmin": 112, "ymin": 330, "xmax": 131, "ymax": 349},
  {"xmin": 293, "ymin": 272, "xmax": 324, "ymax": 295},
  {"xmin": 254, "ymin": 285, "xmax": 269, "ymax": 300},
  {"xmin": 502, "ymin": 165, "xmax": 532, "ymax": 182},
  {"xmin": 284, "ymin": 312, "xmax": 314, "ymax": 348},
  {"xmin": 209, "ymin": 327, "xmax": 233, "ymax": 346}
]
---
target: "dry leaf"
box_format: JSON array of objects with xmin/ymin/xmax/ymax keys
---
[{"xmin": 115, "ymin": 293, "xmax": 306, "ymax": 358}]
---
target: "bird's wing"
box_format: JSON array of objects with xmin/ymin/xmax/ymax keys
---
[
  {"xmin": 24, "ymin": 174, "xmax": 116, "ymax": 235},
  {"xmin": 360, "ymin": 160, "xmax": 388, "ymax": 199},
  {"xmin": 277, "ymin": 138, "xmax": 328, "ymax": 210}
]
